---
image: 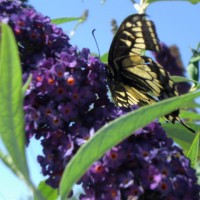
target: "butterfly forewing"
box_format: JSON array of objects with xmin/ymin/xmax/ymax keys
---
[{"xmin": 108, "ymin": 14, "xmax": 160, "ymax": 64}]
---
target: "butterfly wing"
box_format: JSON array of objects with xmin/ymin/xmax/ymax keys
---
[
  {"xmin": 109, "ymin": 80, "xmax": 155, "ymax": 107},
  {"xmin": 108, "ymin": 14, "xmax": 160, "ymax": 63},
  {"xmin": 109, "ymin": 55, "xmax": 178, "ymax": 106},
  {"xmin": 106, "ymin": 14, "xmax": 195, "ymax": 133},
  {"xmin": 107, "ymin": 14, "xmax": 161, "ymax": 95},
  {"xmin": 120, "ymin": 55, "xmax": 178, "ymax": 99}
]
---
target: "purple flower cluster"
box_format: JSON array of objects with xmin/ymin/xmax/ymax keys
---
[
  {"xmin": 80, "ymin": 123, "xmax": 199, "ymax": 200},
  {"xmin": 1, "ymin": 1, "xmax": 199, "ymax": 199},
  {"xmin": 153, "ymin": 43, "xmax": 191, "ymax": 94},
  {"xmin": 1, "ymin": 0, "xmax": 127, "ymax": 187}
]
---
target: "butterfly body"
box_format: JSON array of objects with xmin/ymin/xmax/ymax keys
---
[{"xmin": 107, "ymin": 14, "xmax": 195, "ymax": 133}]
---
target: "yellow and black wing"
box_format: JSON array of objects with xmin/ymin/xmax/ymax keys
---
[
  {"xmin": 107, "ymin": 14, "xmax": 163, "ymax": 107},
  {"xmin": 106, "ymin": 13, "xmax": 195, "ymax": 133},
  {"xmin": 109, "ymin": 55, "xmax": 178, "ymax": 107},
  {"xmin": 108, "ymin": 14, "xmax": 160, "ymax": 60}
]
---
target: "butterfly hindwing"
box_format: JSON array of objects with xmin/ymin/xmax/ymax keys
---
[
  {"xmin": 110, "ymin": 81, "xmax": 155, "ymax": 107},
  {"xmin": 110, "ymin": 55, "xmax": 178, "ymax": 107}
]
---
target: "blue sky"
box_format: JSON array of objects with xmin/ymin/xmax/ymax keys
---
[{"xmin": 0, "ymin": 0, "xmax": 200, "ymax": 199}]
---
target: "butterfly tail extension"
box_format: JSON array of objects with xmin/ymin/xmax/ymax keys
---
[
  {"xmin": 176, "ymin": 117, "xmax": 196, "ymax": 134},
  {"xmin": 165, "ymin": 111, "xmax": 195, "ymax": 134}
]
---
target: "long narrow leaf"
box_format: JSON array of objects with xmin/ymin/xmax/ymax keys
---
[
  {"xmin": 171, "ymin": 75, "xmax": 199, "ymax": 85},
  {"xmin": 101, "ymin": 53, "xmax": 108, "ymax": 63},
  {"xmin": 34, "ymin": 181, "xmax": 58, "ymax": 200},
  {"xmin": 180, "ymin": 110, "xmax": 200, "ymax": 121},
  {"xmin": 0, "ymin": 22, "xmax": 45, "ymax": 200},
  {"xmin": 22, "ymin": 74, "xmax": 32, "ymax": 95},
  {"xmin": 187, "ymin": 132, "xmax": 200, "ymax": 168},
  {"xmin": 0, "ymin": 150, "xmax": 26, "ymax": 181},
  {"xmin": 0, "ymin": 23, "xmax": 30, "ymax": 181},
  {"xmin": 162, "ymin": 123, "xmax": 199, "ymax": 155},
  {"xmin": 59, "ymin": 90, "xmax": 200, "ymax": 199},
  {"xmin": 51, "ymin": 17, "xmax": 81, "ymax": 25}
]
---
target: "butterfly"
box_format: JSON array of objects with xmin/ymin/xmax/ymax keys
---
[{"xmin": 106, "ymin": 14, "xmax": 195, "ymax": 133}]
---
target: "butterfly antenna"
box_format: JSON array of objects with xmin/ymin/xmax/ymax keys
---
[
  {"xmin": 177, "ymin": 117, "xmax": 195, "ymax": 134},
  {"xmin": 92, "ymin": 29, "xmax": 101, "ymax": 58}
]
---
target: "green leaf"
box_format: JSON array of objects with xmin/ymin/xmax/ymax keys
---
[
  {"xmin": 187, "ymin": 132, "xmax": 200, "ymax": 168},
  {"xmin": 187, "ymin": 62, "xmax": 199, "ymax": 82},
  {"xmin": 185, "ymin": 101, "xmax": 200, "ymax": 108},
  {"xmin": 162, "ymin": 123, "xmax": 200, "ymax": 155},
  {"xmin": 187, "ymin": 44, "xmax": 200, "ymax": 82},
  {"xmin": 0, "ymin": 23, "xmax": 29, "ymax": 179},
  {"xmin": 189, "ymin": 0, "xmax": 200, "ymax": 3},
  {"xmin": 0, "ymin": 23, "xmax": 45, "ymax": 200},
  {"xmin": 180, "ymin": 110, "xmax": 200, "ymax": 121},
  {"xmin": 170, "ymin": 75, "xmax": 198, "ymax": 85},
  {"xmin": 34, "ymin": 181, "xmax": 58, "ymax": 200},
  {"xmin": 101, "ymin": 52, "xmax": 108, "ymax": 63},
  {"xmin": 196, "ymin": 162, "xmax": 200, "ymax": 185},
  {"xmin": 0, "ymin": 150, "xmax": 26, "ymax": 181},
  {"xmin": 22, "ymin": 74, "xmax": 32, "ymax": 96},
  {"xmin": 51, "ymin": 17, "xmax": 82, "ymax": 25},
  {"xmin": 0, "ymin": 152, "xmax": 45, "ymax": 200},
  {"xmin": 146, "ymin": 0, "xmax": 158, "ymax": 3},
  {"xmin": 59, "ymin": 90, "xmax": 200, "ymax": 199},
  {"xmin": 190, "ymin": 54, "xmax": 200, "ymax": 63}
]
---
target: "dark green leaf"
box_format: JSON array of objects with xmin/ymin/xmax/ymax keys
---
[
  {"xmin": 187, "ymin": 132, "xmax": 199, "ymax": 168},
  {"xmin": 51, "ymin": 17, "xmax": 81, "ymax": 25},
  {"xmin": 59, "ymin": 90, "xmax": 200, "ymax": 199}
]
